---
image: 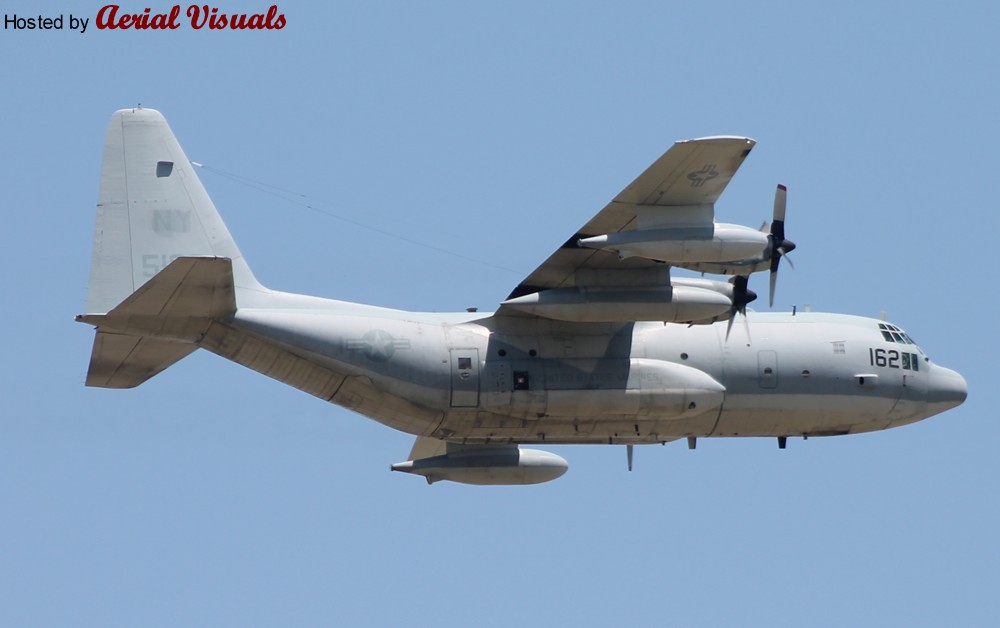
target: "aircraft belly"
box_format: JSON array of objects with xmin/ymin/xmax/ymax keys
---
[
  {"xmin": 221, "ymin": 310, "xmax": 458, "ymax": 436},
  {"xmin": 201, "ymin": 320, "xmax": 348, "ymax": 401},
  {"xmin": 431, "ymin": 411, "xmax": 722, "ymax": 445},
  {"xmin": 711, "ymin": 393, "xmax": 897, "ymax": 437}
]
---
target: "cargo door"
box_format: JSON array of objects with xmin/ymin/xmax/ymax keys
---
[{"xmin": 450, "ymin": 348, "xmax": 480, "ymax": 407}]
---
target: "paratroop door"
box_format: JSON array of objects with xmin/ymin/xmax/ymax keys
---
[{"xmin": 450, "ymin": 349, "xmax": 480, "ymax": 407}]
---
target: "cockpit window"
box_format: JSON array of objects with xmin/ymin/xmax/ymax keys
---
[
  {"xmin": 878, "ymin": 323, "xmax": 916, "ymax": 345},
  {"xmin": 877, "ymin": 323, "xmax": 923, "ymax": 355}
]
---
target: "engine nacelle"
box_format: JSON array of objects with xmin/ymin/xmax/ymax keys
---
[
  {"xmin": 501, "ymin": 285, "xmax": 731, "ymax": 323},
  {"xmin": 578, "ymin": 223, "xmax": 768, "ymax": 263},
  {"xmin": 670, "ymin": 276, "xmax": 737, "ymax": 299},
  {"xmin": 391, "ymin": 447, "xmax": 568, "ymax": 485}
]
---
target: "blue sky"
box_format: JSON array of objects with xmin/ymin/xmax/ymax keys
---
[{"xmin": 2, "ymin": 2, "xmax": 996, "ymax": 626}]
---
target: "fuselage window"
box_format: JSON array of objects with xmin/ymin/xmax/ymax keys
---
[{"xmin": 513, "ymin": 371, "xmax": 530, "ymax": 390}]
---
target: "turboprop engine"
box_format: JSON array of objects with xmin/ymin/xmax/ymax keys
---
[
  {"xmin": 577, "ymin": 185, "xmax": 796, "ymax": 307},
  {"xmin": 500, "ymin": 277, "xmax": 754, "ymax": 325},
  {"xmin": 667, "ymin": 185, "xmax": 797, "ymax": 307},
  {"xmin": 501, "ymin": 284, "xmax": 732, "ymax": 323},
  {"xmin": 391, "ymin": 446, "xmax": 568, "ymax": 486}
]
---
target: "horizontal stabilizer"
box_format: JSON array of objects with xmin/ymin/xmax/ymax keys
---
[
  {"xmin": 85, "ymin": 333, "xmax": 197, "ymax": 389},
  {"xmin": 106, "ymin": 256, "xmax": 235, "ymax": 321},
  {"xmin": 78, "ymin": 256, "xmax": 237, "ymax": 388},
  {"xmin": 78, "ymin": 256, "xmax": 236, "ymax": 334}
]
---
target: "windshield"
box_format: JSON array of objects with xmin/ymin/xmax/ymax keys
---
[{"xmin": 878, "ymin": 323, "xmax": 918, "ymax": 346}]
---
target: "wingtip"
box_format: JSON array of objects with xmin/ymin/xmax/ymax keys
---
[{"xmin": 680, "ymin": 135, "xmax": 756, "ymax": 146}]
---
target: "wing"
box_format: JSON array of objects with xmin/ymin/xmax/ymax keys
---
[{"xmin": 506, "ymin": 136, "xmax": 755, "ymax": 300}]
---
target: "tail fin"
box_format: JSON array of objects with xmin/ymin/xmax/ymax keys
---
[
  {"xmin": 80, "ymin": 108, "xmax": 259, "ymax": 388},
  {"xmin": 85, "ymin": 107, "xmax": 263, "ymax": 315}
]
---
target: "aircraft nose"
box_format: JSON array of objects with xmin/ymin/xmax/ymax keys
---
[{"xmin": 927, "ymin": 365, "xmax": 968, "ymax": 413}]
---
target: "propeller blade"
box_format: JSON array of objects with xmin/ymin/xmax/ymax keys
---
[
  {"xmin": 741, "ymin": 307, "xmax": 752, "ymax": 345},
  {"xmin": 726, "ymin": 275, "xmax": 756, "ymax": 342},
  {"xmin": 767, "ymin": 184, "xmax": 794, "ymax": 308},
  {"xmin": 769, "ymin": 260, "xmax": 779, "ymax": 308},
  {"xmin": 773, "ymin": 183, "xmax": 787, "ymax": 224}
]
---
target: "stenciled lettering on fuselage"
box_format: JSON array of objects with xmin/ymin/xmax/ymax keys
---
[
  {"xmin": 346, "ymin": 330, "xmax": 411, "ymax": 362},
  {"xmin": 869, "ymin": 347, "xmax": 921, "ymax": 371}
]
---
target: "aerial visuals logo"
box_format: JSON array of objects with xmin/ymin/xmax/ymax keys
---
[
  {"xmin": 3, "ymin": 3, "xmax": 287, "ymax": 33},
  {"xmin": 97, "ymin": 4, "xmax": 287, "ymax": 30}
]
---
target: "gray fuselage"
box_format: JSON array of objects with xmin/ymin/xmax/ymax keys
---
[{"xmin": 206, "ymin": 294, "xmax": 966, "ymax": 446}]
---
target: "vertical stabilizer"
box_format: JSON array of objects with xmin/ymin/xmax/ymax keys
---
[{"xmin": 86, "ymin": 107, "xmax": 264, "ymax": 314}]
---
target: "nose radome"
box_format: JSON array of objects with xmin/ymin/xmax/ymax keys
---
[{"xmin": 927, "ymin": 365, "xmax": 968, "ymax": 412}]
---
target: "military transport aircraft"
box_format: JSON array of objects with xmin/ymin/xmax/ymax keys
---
[{"xmin": 77, "ymin": 108, "xmax": 967, "ymax": 485}]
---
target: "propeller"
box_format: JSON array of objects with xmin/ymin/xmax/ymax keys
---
[
  {"xmin": 768, "ymin": 184, "xmax": 796, "ymax": 307},
  {"xmin": 725, "ymin": 275, "xmax": 757, "ymax": 343}
]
